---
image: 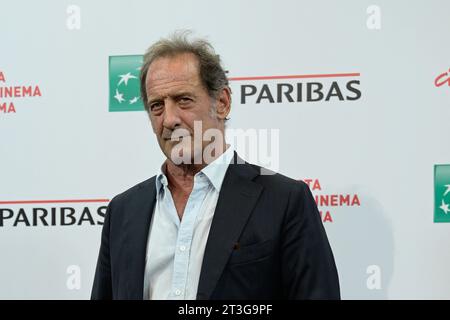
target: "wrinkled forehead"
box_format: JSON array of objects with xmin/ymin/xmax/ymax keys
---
[{"xmin": 146, "ymin": 53, "xmax": 201, "ymax": 85}]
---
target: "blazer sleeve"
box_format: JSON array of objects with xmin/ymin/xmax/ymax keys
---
[
  {"xmin": 91, "ymin": 198, "xmax": 114, "ymax": 300},
  {"xmin": 281, "ymin": 181, "xmax": 340, "ymax": 299}
]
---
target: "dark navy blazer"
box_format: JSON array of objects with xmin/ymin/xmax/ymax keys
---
[{"xmin": 91, "ymin": 152, "xmax": 340, "ymax": 300}]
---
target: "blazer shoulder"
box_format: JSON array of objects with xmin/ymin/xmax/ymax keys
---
[
  {"xmin": 248, "ymin": 163, "xmax": 309, "ymax": 193},
  {"xmin": 110, "ymin": 176, "xmax": 156, "ymax": 205}
]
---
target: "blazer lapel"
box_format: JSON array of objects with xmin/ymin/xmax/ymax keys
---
[
  {"xmin": 123, "ymin": 177, "xmax": 156, "ymax": 299},
  {"xmin": 196, "ymin": 153, "xmax": 263, "ymax": 300}
]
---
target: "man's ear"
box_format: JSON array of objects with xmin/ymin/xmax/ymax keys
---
[{"xmin": 215, "ymin": 87, "xmax": 231, "ymax": 120}]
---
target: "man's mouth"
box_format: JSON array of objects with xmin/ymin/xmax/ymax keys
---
[{"xmin": 163, "ymin": 135, "xmax": 189, "ymax": 141}]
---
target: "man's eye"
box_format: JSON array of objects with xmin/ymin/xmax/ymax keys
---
[
  {"xmin": 150, "ymin": 102, "xmax": 163, "ymax": 110},
  {"xmin": 179, "ymin": 97, "xmax": 192, "ymax": 104}
]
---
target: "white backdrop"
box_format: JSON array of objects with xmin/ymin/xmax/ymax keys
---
[{"xmin": 1, "ymin": 0, "xmax": 450, "ymax": 299}]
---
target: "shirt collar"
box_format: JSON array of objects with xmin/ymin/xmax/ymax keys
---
[
  {"xmin": 155, "ymin": 145, "xmax": 234, "ymax": 194},
  {"xmin": 200, "ymin": 144, "xmax": 234, "ymax": 191}
]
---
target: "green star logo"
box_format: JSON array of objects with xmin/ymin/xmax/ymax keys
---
[
  {"xmin": 108, "ymin": 55, "xmax": 144, "ymax": 112},
  {"xmin": 434, "ymin": 164, "xmax": 450, "ymax": 223}
]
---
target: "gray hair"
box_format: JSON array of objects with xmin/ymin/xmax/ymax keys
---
[{"xmin": 140, "ymin": 30, "xmax": 230, "ymax": 114}]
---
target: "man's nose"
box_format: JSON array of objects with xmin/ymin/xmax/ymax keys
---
[{"xmin": 162, "ymin": 99, "xmax": 181, "ymax": 130}]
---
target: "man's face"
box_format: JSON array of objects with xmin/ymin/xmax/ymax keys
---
[{"xmin": 145, "ymin": 53, "xmax": 225, "ymax": 165}]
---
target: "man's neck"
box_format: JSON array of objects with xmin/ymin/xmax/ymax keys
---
[{"xmin": 165, "ymin": 142, "xmax": 228, "ymax": 193}]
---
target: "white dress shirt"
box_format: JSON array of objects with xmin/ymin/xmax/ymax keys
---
[{"xmin": 143, "ymin": 145, "xmax": 234, "ymax": 300}]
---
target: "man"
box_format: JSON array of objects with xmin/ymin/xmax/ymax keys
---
[{"xmin": 91, "ymin": 32, "xmax": 340, "ymax": 300}]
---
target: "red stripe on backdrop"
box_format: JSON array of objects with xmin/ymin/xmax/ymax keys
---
[
  {"xmin": 0, "ymin": 199, "xmax": 110, "ymax": 205},
  {"xmin": 228, "ymin": 73, "xmax": 361, "ymax": 81}
]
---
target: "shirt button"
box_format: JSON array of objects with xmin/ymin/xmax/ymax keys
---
[
  {"xmin": 179, "ymin": 245, "xmax": 186, "ymax": 252},
  {"xmin": 175, "ymin": 289, "xmax": 182, "ymax": 296}
]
